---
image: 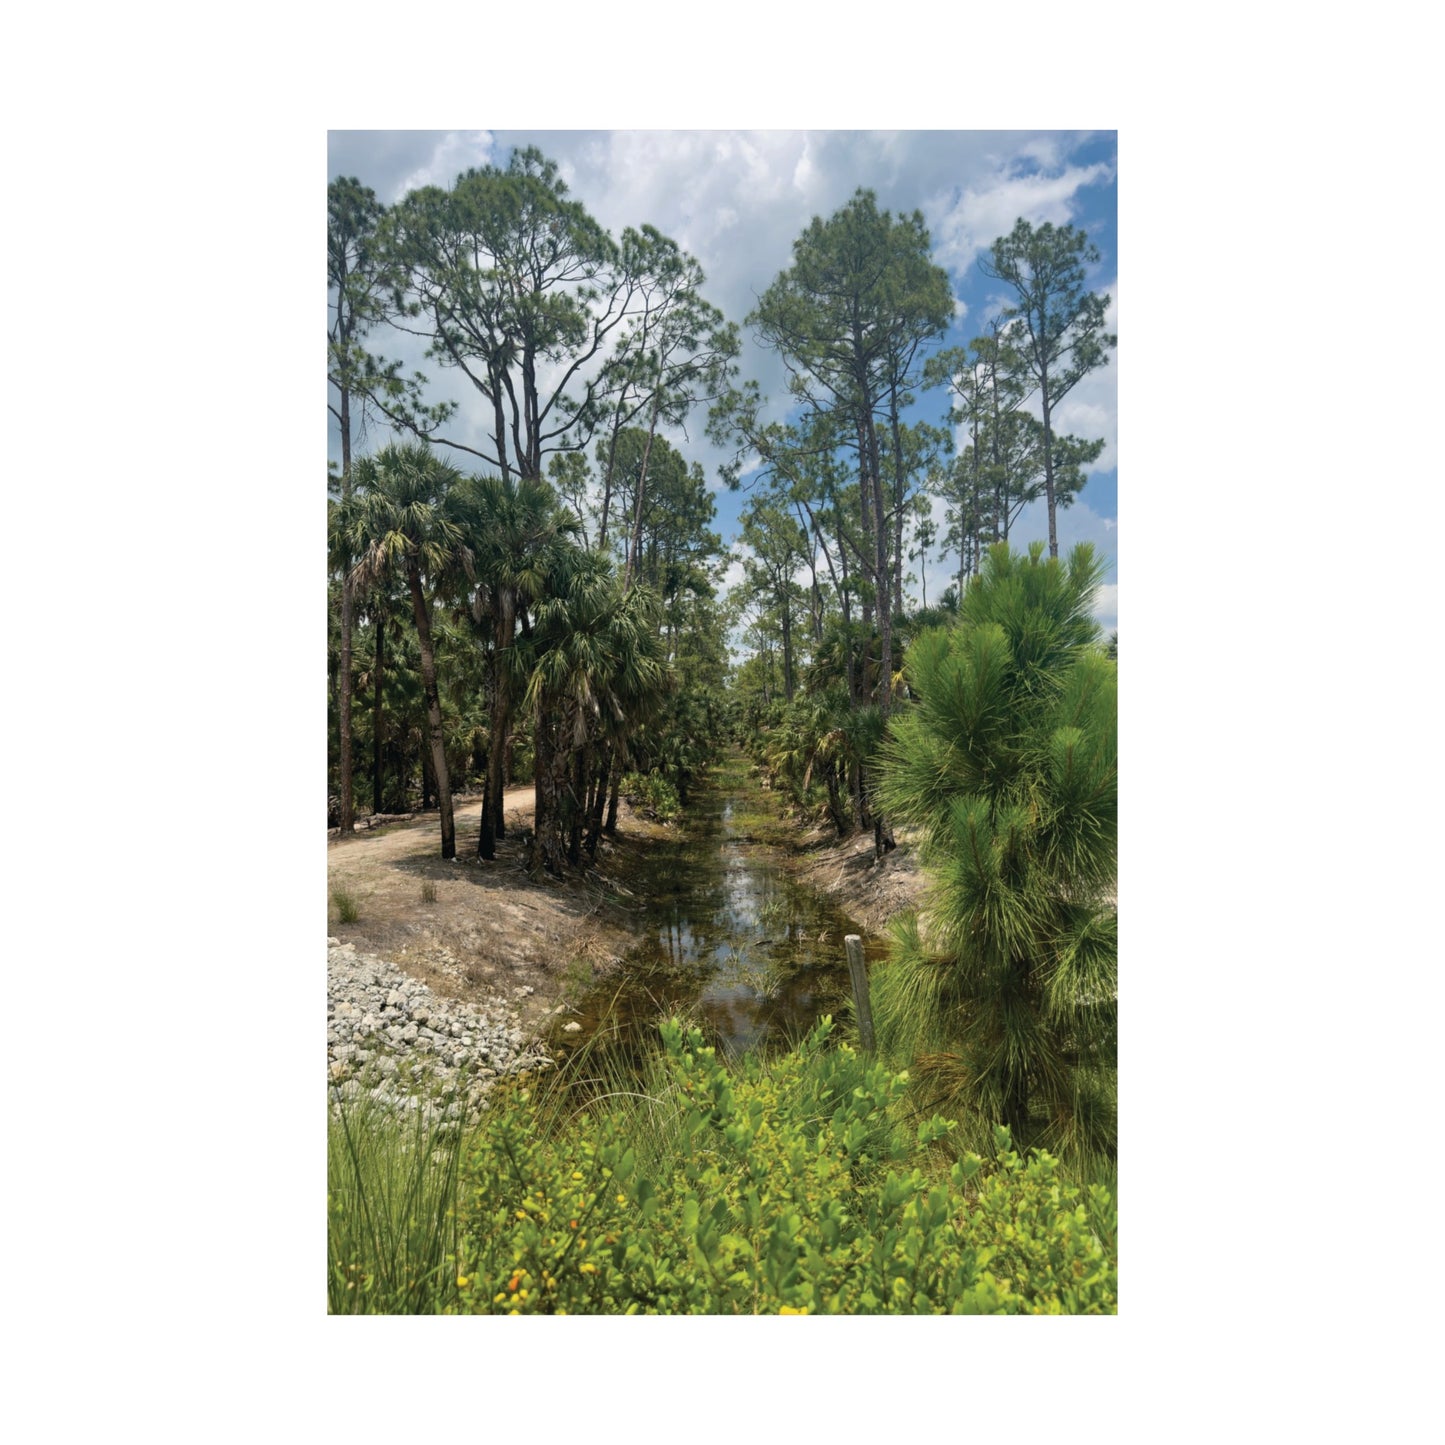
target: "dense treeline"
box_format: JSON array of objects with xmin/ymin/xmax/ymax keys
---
[
  {"xmin": 709, "ymin": 189, "xmax": 1114, "ymax": 864},
  {"xmin": 328, "ymin": 152, "xmax": 736, "ymax": 873}
]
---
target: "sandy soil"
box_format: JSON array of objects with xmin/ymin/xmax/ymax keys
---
[
  {"xmin": 327, "ymin": 787, "xmax": 669, "ymax": 1037},
  {"xmin": 790, "ymin": 823, "xmax": 928, "ymax": 935}
]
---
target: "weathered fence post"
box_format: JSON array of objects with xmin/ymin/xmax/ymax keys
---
[{"xmin": 844, "ymin": 935, "xmax": 875, "ymax": 1053}]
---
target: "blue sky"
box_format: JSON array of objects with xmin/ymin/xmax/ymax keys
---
[{"xmin": 328, "ymin": 130, "xmax": 1119, "ymax": 635}]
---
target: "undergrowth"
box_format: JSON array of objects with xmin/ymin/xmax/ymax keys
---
[{"xmin": 328, "ymin": 1013, "xmax": 1117, "ymax": 1315}]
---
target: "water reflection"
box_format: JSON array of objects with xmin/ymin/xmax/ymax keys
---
[{"xmin": 552, "ymin": 784, "xmax": 886, "ymax": 1064}]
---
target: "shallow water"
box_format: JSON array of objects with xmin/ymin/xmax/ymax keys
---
[{"xmin": 550, "ymin": 766, "xmax": 886, "ymax": 1065}]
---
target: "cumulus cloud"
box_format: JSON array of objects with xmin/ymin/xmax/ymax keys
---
[
  {"xmin": 393, "ymin": 131, "xmax": 496, "ymax": 196},
  {"xmin": 926, "ymin": 158, "xmax": 1115, "ymax": 274},
  {"xmin": 1091, "ymin": 582, "xmax": 1119, "ymax": 633}
]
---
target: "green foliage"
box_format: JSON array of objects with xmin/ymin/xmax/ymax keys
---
[
  {"xmin": 328, "ymin": 1091, "xmax": 466, "ymax": 1314},
  {"xmin": 621, "ymin": 771, "xmax": 682, "ymax": 823},
  {"xmin": 449, "ymin": 1020, "xmax": 1116, "ymax": 1315},
  {"xmin": 331, "ymin": 885, "xmax": 361, "ymax": 924},
  {"xmin": 875, "ymin": 541, "xmax": 1117, "ymax": 1166}
]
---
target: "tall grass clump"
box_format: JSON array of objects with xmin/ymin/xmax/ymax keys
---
[
  {"xmin": 331, "ymin": 885, "xmax": 361, "ymax": 924},
  {"xmin": 327, "ymin": 1089, "xmax": 468, "ymax": 1314}
]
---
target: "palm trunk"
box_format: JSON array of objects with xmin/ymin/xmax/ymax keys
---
[
  {"xmin": 406, "ymin": 558, "xmax": 455, "ymax": 859},
  {"xmin": 529, "ymin": 705, "xmax": 573, "ymax": 877},
  {"xmin": 372, "ymin": 611, "xmax": 384, "ymax": 814}
]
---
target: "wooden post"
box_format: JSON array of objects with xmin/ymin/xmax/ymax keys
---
[{"xmin": 844, "ymin": 935, "xmax": 875, "ymax": 1053}]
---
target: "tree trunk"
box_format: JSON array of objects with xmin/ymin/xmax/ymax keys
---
[
  {"xmin": 486, "ymin": 592, "xmax": 517, "ymax": 845},
  {"xmin": 597, "ymin": 409, "xmax": 625, "ymax": 553},
  {"xmin": 625, "ymin": 392, "xmax": 663, "ymax": 590},
  {"xmin": 780, "ymin": 591, "xmax": 794, "ymax": 703},
  {"xmin": 529, "ymin": 705, "xmax": 573, "ymax": 877},
  {"xmin": 584, "ymin": 745, "xmax": 612, "ymax": 856},
  {"xmin": 568, "ymin": 745, "xmax": 588, "ymax": 866},
  {"xmin": 337, "ymin": 388, "xmax": 356, "ymax": 836},
  {"xmin": 339, "ymin": 578, "xmax": 356, "ymax": 835},
  {"xmin": 407, "ymin": 558, "xmax": 455, "ymax": 859},
  {"xmin": 372, "ymin": 611, "xmax": 384, "ymax": 814},
  {"xmin": 1040, "ymin": 367, "xmax": 1058, "ymax": 558}
]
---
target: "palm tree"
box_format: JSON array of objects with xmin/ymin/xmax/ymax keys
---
[
  {"xmin": 450, "ymin": 473, "xmax": 580, "ymax": 860},
  {"xmin": 874, "ymin": 541, "xmax": 1116, "ymax": 1166},
  {"xmin": 342, "ymin": 444, "xmax": 471, "ymax": 859},
  {"xmin": 524, "ymin": 549, "xmax": 666, "ymax": 876}
]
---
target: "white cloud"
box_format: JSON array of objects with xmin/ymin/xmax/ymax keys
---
[
  {"xmin": 1010, "ymin": 497, "xmax": 1118, "ymax": 581},
  {"xmin": 393, "ymin": 131, "xmax": 494, "ymax": 197},
  {"xmin": 926, "ymin": 159, "xmax": 1115, "ymax": 274},
  {"xmin": 1092, "ymin": 583, "xmax": 1119, "ymax": 634}
]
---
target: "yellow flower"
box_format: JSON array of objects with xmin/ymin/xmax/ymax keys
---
[
  {"xmin": 779, "ymin": 1305, "xmax": 809, "ymax": 1316},
  {"xmin": 579, "ymin": 1262, "xmax": 599, "ymax": 1275},
  {"xmin": 616, "ymin": 1194, "xmax": 627, "ymax": 1206},
  {"xmin": 571, "ymin": 1172, "xmax": 584, "ymax": 1181},
  {"xmin": 456, "ymin": 1275, "xmax": 471, "ymax": 1288}
]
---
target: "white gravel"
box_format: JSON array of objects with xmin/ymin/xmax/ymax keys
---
[{"xmin": 327, "ymin": 938, "xmax": 552, "ymax": 1121}]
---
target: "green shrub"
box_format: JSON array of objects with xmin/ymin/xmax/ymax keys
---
[
  {"xmin": 450, "ymin": 1019, "xmax": 1115, "ymax": 1315},
  {"xmin": 620, "ymin": 771, "xmax": 682, "ymax": 823}
]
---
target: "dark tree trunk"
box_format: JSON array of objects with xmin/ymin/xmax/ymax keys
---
[
  {"xmin": 372, "ymin": 612, "xmax": 384, "ymax": 815},
  {"xmin": 407, "ymin": 559, "xmax": 455, "ymax": 859},
  {"xmin": 486, "ymin": 597, "xmax": 515, "ymax": 845},
  {"xmin": 568, "ymin": 745, "xmax": 588, "ymax": 866},
  {"xmin": 624, "ymin": 393, "xmax": 662, "ymax": 590},
  {"xmin": 780, "ymin": 593, "xmax": 794, "ymax": 703},
  {"xmin": 584, "ymin": 746, "xmax": 611, "ymax": 857},
  {"xmin": 337, "ymin": 387, "xmax": 355, "ymax": 837},
  {"xmin": 529, "ymin": 709, "xmax": 573, "ymax": 877},
  {"xmin": 597, "ymin": 410, "xmax": 625, "ymax": 554},
  {"xmin": 477, "ymin": 782, "xmax": 495, "ymax": 860},
  {"xmin": 339, "ymin": 576, "xmax": 356, "ymax": 835}
]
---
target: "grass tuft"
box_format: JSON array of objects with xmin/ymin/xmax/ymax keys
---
[{"xmin": 332, "ymin": 885, "xmax": 361, "ymax": 924}]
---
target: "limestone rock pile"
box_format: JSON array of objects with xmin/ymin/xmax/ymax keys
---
[{"xmin": 327, "ymin": 938, "xmax": 551, "ymax": 1121}]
